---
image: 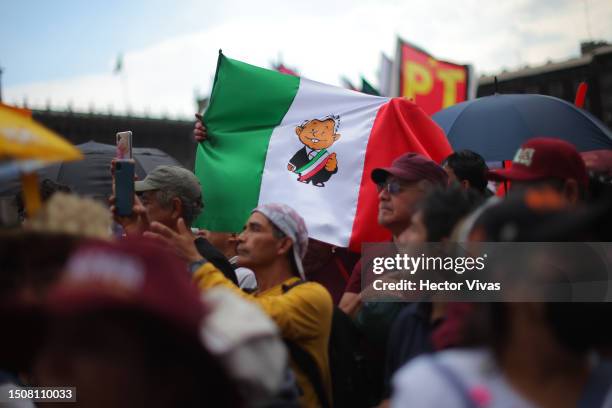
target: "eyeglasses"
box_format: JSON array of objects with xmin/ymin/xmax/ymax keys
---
[
  {"xmin": 137, "ymin": 190, "xmax": 158, "ymax": 205},
  {"xmin": 376, "ymin": 180, "xmax": 405, "ymax": 195},
  {"xmin": 376, "ymin": 179, "xmax": 422, "ymax": 195}
]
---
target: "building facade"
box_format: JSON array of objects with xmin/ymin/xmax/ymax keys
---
[
  {"xmin": 32, "ymin": 110, "xmax": 197, "ymax": 169},
  {"xmin": 477, "ymin": 42, "xmax": 612, "ymax": 128}
]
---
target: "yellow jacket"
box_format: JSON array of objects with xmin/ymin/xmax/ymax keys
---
[{"xmin": 194, "ymin": 263, "xmax": 333, "ymax": 407}]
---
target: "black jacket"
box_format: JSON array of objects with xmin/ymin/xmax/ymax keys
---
[{"xmin": 194, "ymin": 237, "xmax": 238, "ymax": 285}]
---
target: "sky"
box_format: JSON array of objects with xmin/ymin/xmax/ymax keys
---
[{"xmin": 2, "ymin": 0, "xmax": 611, "ymax": 119}]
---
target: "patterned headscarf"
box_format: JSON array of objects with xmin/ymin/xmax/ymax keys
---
[{"xmin": 253, "ymin": 203, "xmax": 309, "ymax": 280}]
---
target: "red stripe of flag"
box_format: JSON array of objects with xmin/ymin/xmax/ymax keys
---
[{"xmin": 348, "ymin": 98, "xmax": 453, "ymax": 252}]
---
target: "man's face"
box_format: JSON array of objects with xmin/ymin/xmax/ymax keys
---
[
  {"xmin": 139, "ymin": 190, "xmax": 175, "ymax": 229},
  {"xmin": 444, "ymin": 164, "xmax": 469, "ymax": 189},
  {"xmin": 509, "ymin": 178, "xmax": 582, "ymax": 205},
  {"xmin": 443, "ymin": 164, "xmax": 458, "ymax": 185},
  {"xmin": 296, "ymin": 119, "xmax": 339, "ymax": 150},
  {"xmin": 377, "ymin": 176, "xmax": 428, "ymax": 237},
  {"xmin": 236, "ymin": 212, "xmax": 285, "ymax": 270}
]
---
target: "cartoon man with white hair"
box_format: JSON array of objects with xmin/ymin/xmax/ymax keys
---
[{"xmin": 287, "ymin": 115, "xmax": 341, "ymax": 187}]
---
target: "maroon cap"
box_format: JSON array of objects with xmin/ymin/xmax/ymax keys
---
[
  {"xmin": 371, "ymin": 152, "xmax": 448, "ymax": 187},
  {"xmin": 46, "ymin": 238, "xmax": 206, "ymax": 336},
  {"xmin": 488, "ymin": 137, "xmax": 588, "ymax": 187}
]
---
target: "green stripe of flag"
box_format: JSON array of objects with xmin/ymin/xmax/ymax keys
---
[{"xmin": 194, "ymin": 53, "xmax": 300, "ymax": 232}]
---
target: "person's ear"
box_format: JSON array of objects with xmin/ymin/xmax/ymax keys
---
[
  {"xmin": 563, "ymin": 179, "xmax": 579, "ymax": 205},
  {"xmin": 461, "ymin": 179, "xmax": 470, "ymax": 190},
  {"xmin": 333, "ymin": 133, "xmax": 341, "ymax": 142},
  {"xmin": 295, "ymin": 126, "xmax": 302, "ymax": 136},
  {"xmin": 276, "ymin": 236, "xmax": 294, "ymax": 256},
  {"xmin": 171, "ymin": 197, "xmax": 183, "ymax": 219}
]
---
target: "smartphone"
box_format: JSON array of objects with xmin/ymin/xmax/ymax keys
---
[
  {"xmin": 116, "ymin": 131, "xmax": 133, "ymax": 159},
  {"xmin": 114, "ymin": 160, "xmax": 135, "ymax": 216}
]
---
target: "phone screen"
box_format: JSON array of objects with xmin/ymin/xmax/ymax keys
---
[{"xmin": 116, "ymin": 131, "xmax": 133, "ymax": 159}]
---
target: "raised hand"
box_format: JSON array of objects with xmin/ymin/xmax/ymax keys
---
[
  {"xmin": 109, "ymin": 159, "xmax": 148, "ymax": 236},
  {"xmin": 109, "ymin": 193, "xmax": 149, "ymax": 236},
  {"xmin": 194, "ymin": 113, "xmax": 208, "ymax": 143},
  {"xmin": 144, "ymin": 218, "xmax": 203, "ymax": 263}
]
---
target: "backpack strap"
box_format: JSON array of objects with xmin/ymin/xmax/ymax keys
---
[
  {"xmin": 285, "ymin": 339, "xmax": 331, "ymax": 408},
  {"xmin": 281, "ymin": 279, "xmax": 307, "ymax": 293},
  {"xmin": 282, "ymin": 280, "xmax": 331, "ymax": 408},
  {"xmin": 429, "ymin": 358, "xmax": 479, "ymax": 408},
  {"xmin": 578, "ymin": 360, "xmax": 612, "ymax": 408}
]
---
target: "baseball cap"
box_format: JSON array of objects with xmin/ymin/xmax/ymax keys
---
[
  {"xmin": 1, "ymin": 239, "xmax": 289, "ymax": 400},
  {"xmin": 0, "ymin": 238, "xmax": 206, "ymax": 371},
  {"xmin": 253, "ymin": 203, "xmax": 309, "ymax": 280},
  {"xmin": 371, "ymin": 152, "xmax": 448, "ymax": 187},
  {"xmin": 44, "ymin": 238, "xmax": 206, "ymax": 335},
  {"xmin": 135, "ymin": 165, "xmax": 203, "ymax": 202},
  {"xmin": 487, "ymin": 138, "xmax": 588, "ymax": 187}
]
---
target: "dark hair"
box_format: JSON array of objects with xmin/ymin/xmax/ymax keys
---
[
  {"xmin": 586, "ymin": 171, "xmax": 612, "ymax": 204},
  {"xmin": 465, "ymin": 302, "xmax": 612, "ymax": 354},
  {"xmin": 419, "ymin": 186, "xmax": 483, "ymax": 241},
  {"xmin": 270, "ymin": 221, "xmax": 300, "ymax": 278},
  {"xmin": 443, "ymin": 150, "xmax": 489, "ymax": 194}
]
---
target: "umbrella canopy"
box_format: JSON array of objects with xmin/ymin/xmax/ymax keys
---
[
  {"xmin": 0, "ymin": 141, "xmax": 182, "ymax": 201},
  {"xmin": 432, "ymin": 94, "xmax": 612, "ymax": 162},
  {"xmin": 0, "ymin": 103, "xmax": 82, "ymax": 162}
]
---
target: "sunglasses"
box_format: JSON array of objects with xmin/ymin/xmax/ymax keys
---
[
  {"xmin": 376, "ymin": 180, "xmax": 405, "ymax": 195},
  {"xmin": 376, "ymin": 179, "xmax": 424, "ymax": 195}
]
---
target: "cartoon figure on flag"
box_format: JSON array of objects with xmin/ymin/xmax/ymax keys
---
[{"xmin": 287, "ymin": 115, "xmax": 341, "ymax": 187}]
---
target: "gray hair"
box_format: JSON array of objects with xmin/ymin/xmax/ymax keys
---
[{"xmin": 156, "ymin": 189, "xmax": 203, "ymax": 227}]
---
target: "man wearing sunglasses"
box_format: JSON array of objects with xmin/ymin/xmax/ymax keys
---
[
  {"xmin": 339, "ymin": 153, "xmax": 448, "ymax": 315},
  {"xmin": 336, "ymin": 152, "xmax": 447, "ymax": 404}
]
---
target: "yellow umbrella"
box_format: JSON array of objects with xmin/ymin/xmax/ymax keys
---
[
  {"xmin": 0, "ymin": 103, "xmax": 82, "ymax": 162},
  {"xmin": 0, "ymin": 103, "xmax": 83, "ymax": 216}
]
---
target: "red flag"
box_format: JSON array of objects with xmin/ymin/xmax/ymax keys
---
[{"xmin": 396, "ymin": 39, "xmax": 471, "ymax": 115}]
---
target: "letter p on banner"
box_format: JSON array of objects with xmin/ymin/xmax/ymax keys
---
[{"xmin": 397, "ymin": 38, "xmax": 471, "ymax": 115}]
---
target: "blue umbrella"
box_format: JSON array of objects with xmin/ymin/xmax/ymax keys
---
[{"xmin": 432, "ymin": 94, "xmax": 612, "ymax": 161}]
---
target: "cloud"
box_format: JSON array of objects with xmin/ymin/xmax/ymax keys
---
[{"xmin": 5, "ymin": 0, "xmax": 611, "ymax": 118}]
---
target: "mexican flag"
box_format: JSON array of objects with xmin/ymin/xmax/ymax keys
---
[{"xmin": 195, "ymin": 53, "xmax": 452, "ymax": 252}]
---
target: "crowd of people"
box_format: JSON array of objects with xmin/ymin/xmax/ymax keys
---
[{"xmin": 0, "ymin": 116, "xmax": 611, "ymax": 408}]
